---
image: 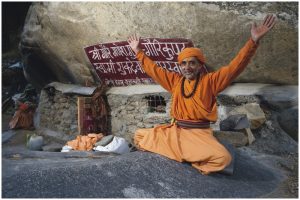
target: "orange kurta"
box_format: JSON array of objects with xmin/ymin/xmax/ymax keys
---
[{"xmin": 134, "ymin": 38, "xmax": 258, "ymax": 174}]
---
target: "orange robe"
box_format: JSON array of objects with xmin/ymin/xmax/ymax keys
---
[{"xmin": 134, "ymin": 38, "xmax": 258, "ymax": 174}]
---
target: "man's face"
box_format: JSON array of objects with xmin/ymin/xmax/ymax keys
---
[{"xmin": 179, "ymin": 57, "xmax": 202, "ymax": 80}]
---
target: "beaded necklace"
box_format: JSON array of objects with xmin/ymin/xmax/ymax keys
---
[{"xmin": 181, "ymin": 73, "xmax": 200, "ymax": 98}]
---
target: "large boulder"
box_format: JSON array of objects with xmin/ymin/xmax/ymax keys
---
[{"xmin": 20, "ymin": 2, "xmax": 297, "ymax": 89}]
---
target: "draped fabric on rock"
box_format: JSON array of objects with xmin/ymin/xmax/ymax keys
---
[
  {"xmin": 78, "ymin": 85, "xmax": 108, "ymax": 135},
  {"xmin": 134, "ymin": 38, "xmax": 258, "ymax": 174}
]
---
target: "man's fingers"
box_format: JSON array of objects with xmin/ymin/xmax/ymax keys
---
[
  {"xmin": 268, "ymin": 19, "xmax": 276, "ymax": 30},
  {"xmin": 128, "ymin": 34, "xmax": 141, "ymax": 52},
  {"xmin": 264, "ymin": 14, "xmax": 274, "ymax": 27},
  {"xmin": 132, "ymin": 34, "xmax": 136, "ymax": 41},
  {"xmin": 267, "ymin": 15, "xmax": 276, "ymax": 29},
  {"xmin": 262, "ymin": 14, "xmax": 276, "ymax": 31},
  {"xmin": 128, "ymin": 35, "xmax": 133, "ymax": 42},
  {"xmin": 251, "ymin": 22, "xmax": 257, "ymax": 29},
  {"xmin": 262, "ymin": 14, "xmax": 270, "ymax": 26},
  {"xmin": 264, "ymin": 14, "xmax": 273, "ymax": 27},
  {"xmin": 128, "ymin": 34, "xmax": 140, "ymax": 42},
  {"xmin": 132, "ymin": 33, "xmax": 137, "ymax": 41},
  {"xmin": 128, "ymin": 34, "xmax": 137, "ymax": 43},
  {"xmin": 135, "ymin": 34, "xmax": 140, "ymax": 42}
]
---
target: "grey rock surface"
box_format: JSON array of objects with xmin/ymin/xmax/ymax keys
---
[
  {"xmin": 2, "ymin": 130, "xmax": 16, "ymax": 143},
  {"xmin": 249, "ymin": 111, "xmax": 298, "ymax": 155},
  {"xmin": 2, "ymin": 148, "xmax": 285, "ymax": 198},
  {"xmin": 277, "ymin": 106, "xmax": 298, "ymax": 141},
  {"xmin": 214, "ymin": 130, "xmax": 248, "ymax": 147},
  {"xmin": 220, "ymin": 114, "xmax": 250, "ymax": 131},
  {"xmin": 42, "ymin": 142, "xmax": 63, "ymax": 152},
  {"xmin": 243, "ymin": 128, "xmax": 256, "ymax": 145}
]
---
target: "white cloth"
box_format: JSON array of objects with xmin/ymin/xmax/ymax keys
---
[
  {"xmin": 61, "ymin": 145, "xmax": 73, "ymax": 152},
  {"xmin": 93, "ymin": 136, "xmax": 130, "ymax": 154}
]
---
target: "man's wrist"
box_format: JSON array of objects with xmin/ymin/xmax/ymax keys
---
[
  {"xmin": 250, "ymin": 36, "xmax": 259, "ymax": 45},
  {"xmin": 134, "ymin": 48, "xmax": 142, "ymax": 55}
]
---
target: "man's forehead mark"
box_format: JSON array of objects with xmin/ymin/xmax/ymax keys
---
[{"xmin": 182, "ymin": 57, "xmax": 199, "ymax": 62}]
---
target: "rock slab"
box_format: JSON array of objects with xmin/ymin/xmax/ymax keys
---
[
  {"xmin": 214, "ymin": 130, "xmax": 248, "ymax": 147},
  {"xmin": 2, "ymin": 150, "xmax": 284, "ymax": 198},
  {"xmin": 229, "ymin": 103, "xmax": 266, "ymax": 129}
]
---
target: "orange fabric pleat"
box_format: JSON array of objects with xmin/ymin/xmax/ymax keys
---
[{"xmin": 134, "ymin": 125, "xmax": 231, "ymax": 174}]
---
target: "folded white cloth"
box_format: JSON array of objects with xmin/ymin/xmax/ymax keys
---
[
  {"xmin": 61, "ymin": 145, "xmax": 73, "ymax": 152},
  {"xmin": 93, "ymin": 136, "xmax": 130, "ymax": 154}
]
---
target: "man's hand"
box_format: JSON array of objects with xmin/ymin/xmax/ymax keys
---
[
  {"xmin": 251, "ymin": 14, "xmax": 276, "ymax": 43},
  {"xmin": 127, "ymin": 34, "xmax": 141, "ymax": 54}
]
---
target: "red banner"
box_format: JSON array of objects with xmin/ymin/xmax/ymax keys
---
[{"xmin": 84, "ymin": 38, "xmax": 194, "ymax": 87}]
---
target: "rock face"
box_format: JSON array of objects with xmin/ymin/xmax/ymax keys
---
[{"xmin": 20, "ymin": 2, "xmax": 297, "ymax": 89}]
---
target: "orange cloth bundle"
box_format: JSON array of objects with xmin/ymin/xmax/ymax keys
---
[
  {"xmin": 66, "ymin": 133, "xmax": 104, "ymax": 151},
  {"xmin": 177, "ymin": 47, "xmax": 206, "ymax": 64}
]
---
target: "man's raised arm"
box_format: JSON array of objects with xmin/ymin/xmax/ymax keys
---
[
  {"xmin": 208, "ymin": 14, "xmax": 277, "ymax": 95},
  {"xmin": 127, "ymin": 34, "xmax": 180, "ymax": 93}
]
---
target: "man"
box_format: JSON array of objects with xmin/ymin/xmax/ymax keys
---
[{"xmin": 127, "ymin": 14, "xmax": 276, "ymax": 175}]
